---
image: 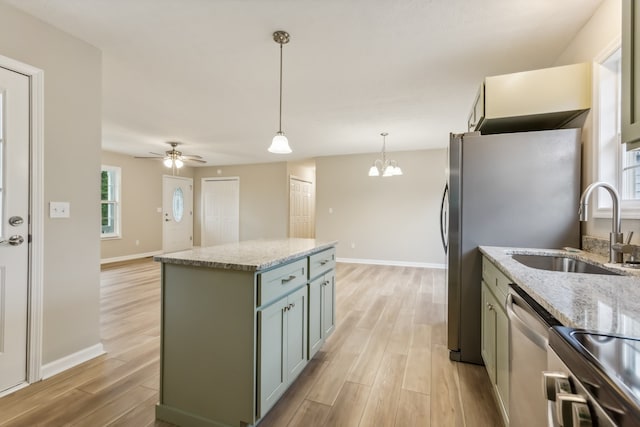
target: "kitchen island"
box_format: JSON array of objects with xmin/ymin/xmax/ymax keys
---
[{"xmin": 154, "ymin": 238, "xmax": 337, "ymax": 427}]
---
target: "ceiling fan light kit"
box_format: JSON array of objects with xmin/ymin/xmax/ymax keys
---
[
  {"xmin": 368, "ymin": 132, "xmax": 403, "ymax": 177},
  {"xmin": 135, "ymin": 141, "xmax": 206, "ymax": 170},
  {"xmin": 268, "ymin": 30, "xmax": 293, "ymax": 154}
]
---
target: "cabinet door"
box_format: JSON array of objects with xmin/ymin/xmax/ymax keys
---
[
  {"xmin": 322, "ymin": 271, "xmax": 336, "ymax": 338},
  {"xmin": 308, "ymin": 277, "xmax": 324, "ymax": 359},
  {"xmin": 495, "ymin": 302, "xmax": 510, "ymax": 419},
  {"xmin": 622, "ymin": 0, "xmax": 640, "ymax": 149},
  {"xmin": 258, "ymin": 298, "xmax": 287, "ymax": 417},
  {"xmin": 286, "ymin": 286, "xmax": 308, "ymax": 381},
  {"xmin": 481, "ymin": 281, "xmax": 496, "ymax": 383}
]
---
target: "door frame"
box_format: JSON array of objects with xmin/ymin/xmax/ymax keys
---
[
  {"xmin": 200, "ymin": 176, "xmax": 240, "ymax": 246},
  {"xmin": 0, "ymin": 54, "xmax": 45, "ymax": 388},
  {"xmin": 288, "ymin": 175, "xmax": 314, "ymax": 238}
]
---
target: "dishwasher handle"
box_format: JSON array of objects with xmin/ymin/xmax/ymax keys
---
[{"xmin": 506, "ymin": 292, "xmax": 548, "ymax": 350}]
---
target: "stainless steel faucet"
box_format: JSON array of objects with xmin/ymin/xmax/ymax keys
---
[{"xmin": 578, "ymin": 182, "xmax": 623, "ymax": 263}]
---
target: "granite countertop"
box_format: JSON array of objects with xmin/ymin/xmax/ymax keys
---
[
  {"xmin": 480, "ymin": 246, "xmax": 640, "ymax": 338},
  {"xmin": 154, "ymin": 238, "xmax": 338, "ymax": 271}
]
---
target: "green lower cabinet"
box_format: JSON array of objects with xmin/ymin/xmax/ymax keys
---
[
  {"xmin": 258, "ymin": 285, "xmax": 308, "ymax": 418},
  {"xmin": 481, "ymin": 268, "xmax": 509, "ymax": 425},
  {"xmin": 308, "ymin": 277, "xmax": 324, "ymax": 358},
  {"xmin": 308, "ymin": 270, "xmax": 336, "ymax": 359},
  {"xmin": 322, "ymin": 271, "xmax": 336, "ymax": 338}
]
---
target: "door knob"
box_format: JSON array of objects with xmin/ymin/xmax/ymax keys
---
[
  {"xmin": 1, "ymin": 235, "xmax": 24, "ymax": 246},
  {"xmin": 9, "ymin": 216, "xmax": 24, "ymax": 226}
]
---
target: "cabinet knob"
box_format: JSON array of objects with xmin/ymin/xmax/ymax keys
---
[{"xmin": 486, "ymin": 302, "xmax": 494, "ymax": 311}]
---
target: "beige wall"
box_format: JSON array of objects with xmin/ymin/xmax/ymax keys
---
[
  {"xmin": 553, "ymin": 0, "xmax": 632, "ymax": 244},
  {"xmin": 100, "ymin": 150, "xmax": 195, "ymax": 261},
  {"xmin": 0, "ymin": 3, "xmax": 102, "ymax": 364},
  {"xmin": 193, "ymin": 162, "xmax": 289, "ymax": 245},
  {"xmin": 316, "ymin": 149, "xmax": 447, "ymax": 266}
]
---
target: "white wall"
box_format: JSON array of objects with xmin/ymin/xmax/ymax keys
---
[
  {"xmin": 100, "ymin": 150, "xmax": 195, "ymax": 261},
  {"xmin": 0, "ymin": 3, "xmax": 102, "ymax": 364},
  {"xmin": 315, "ymin": 149, "xmax": 447, "ymax": 266},
  {"xmin": 553, "ymin": 0, "xmax": 631, "ymax": 243},
  {"xmin": 193, "ymin": 162, "xmax": 289, "ymax": 246}
]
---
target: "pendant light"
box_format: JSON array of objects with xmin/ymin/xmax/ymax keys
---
[
  {"xmin": 268, "ymin": 30, "xmax": 292, "ymax": 154},
  {"xmin": 368, "ymin": 132, "xmax": 403, "ymax": 177}
]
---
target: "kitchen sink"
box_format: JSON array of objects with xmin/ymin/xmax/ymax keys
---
[{"xmin": 511, "ymin": 254, "xmax": 622, "ymax": 276}]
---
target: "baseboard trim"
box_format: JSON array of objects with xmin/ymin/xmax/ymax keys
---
[
  {"xmin": 336, "ymin": 257, "xmax": 446, "ymax": 269},
  {"xmin": 100, "ymin": 250, "xmax": 163, "ymax": 265},
  {"xmin": 0, "ymin": 381, "xmax": 29, "ymax": 398},
  {"xmin": 41, "ymin": 343, "xmax": 106, "ymax": 379}
]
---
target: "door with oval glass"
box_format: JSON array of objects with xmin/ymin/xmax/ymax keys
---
[
  {"xmin": 162, "ymin": 176, "xmax": 193, "ymax": 253},
  {"xmin": 0, "ymin": 66, "xmax": 30, "ymax": 393}
]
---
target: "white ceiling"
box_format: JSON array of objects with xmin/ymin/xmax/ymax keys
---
[{"xmin": 4, "ymin": 0, "xmax": 604, "ymax": 166}]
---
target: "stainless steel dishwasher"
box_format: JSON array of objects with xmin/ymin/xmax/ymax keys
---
[{"xmin": 506, "ymin": 284, "xmax": 561, "ymax": 427}]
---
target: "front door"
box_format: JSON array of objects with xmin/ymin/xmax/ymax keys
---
[
  {"xmin": 0, "ymin": 66, "xmax": 30, "ymax": 393},
  {"xmin": 162, "ymin": 176, "xmax": 193, "ymax": 253}
]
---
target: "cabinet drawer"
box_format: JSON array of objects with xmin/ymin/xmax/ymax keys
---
[
  {"xmin": 308, "ymin": 247, "xmax": 336, "ymax": 279},
  {"xmin": 482, "ymin": 257, "xmax": 510, "ymax": 304},
  {"xmin": 258, "ymin": 258, "xmax": 307, "ymax": 307}
]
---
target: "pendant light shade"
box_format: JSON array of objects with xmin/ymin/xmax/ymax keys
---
[
  {"xmin": 269, "ymin": 30, "xmax": 292, "ymax": 154},
  {"xmin": 269, "ymin": 131, "xmax": 292, "ymax": 154}
]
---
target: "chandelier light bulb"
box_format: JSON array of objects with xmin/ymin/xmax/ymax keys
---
[
  {"xmin": 163, "ymin": 157, "xmax": 173, "ymax": 168},
  {"xmin": 174, "ymin": 158, "xmax": 184, "ymax": 168}
]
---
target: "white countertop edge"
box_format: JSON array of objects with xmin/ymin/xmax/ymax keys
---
[{"xmin": 154, "ymin": 239, "xmax": 338, "ymax": 272}]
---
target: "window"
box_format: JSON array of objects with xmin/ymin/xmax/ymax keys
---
[
  {"xmin": 101, "ymin": 165, "xmax": 121, "ymax": 238},
  {"xmin": 596, "ymin": 46, "xmax": 640, "ymax": 218}
]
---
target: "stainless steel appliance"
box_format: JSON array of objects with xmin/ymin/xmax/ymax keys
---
[
  {"xmin": 507, "ymin": 284, "xmax": 561, "ymax": 427},
  {"xmin": 545, "ymin": 326, "xmax": 640, "ymax": 426},
  {"xmin": 443, "ymin": 129, "xmax": 581, "ymax": 363}
]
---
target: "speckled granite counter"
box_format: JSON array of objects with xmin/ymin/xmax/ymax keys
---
[
  {"xmin": 154, "ymin": 238, "xmax": 338, "ymax": 271},
  {"xmin": 480, "ymin": 246, "xmax": 640, "ymax": 338}
]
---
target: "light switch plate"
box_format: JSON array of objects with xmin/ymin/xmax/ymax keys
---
[{"xmin": 50, "ymin": 201, "xmax": 70, "ymax": 218}]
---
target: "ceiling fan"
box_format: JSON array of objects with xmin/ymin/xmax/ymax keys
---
[{"xmin": 135, "ymin": 141, "xmax": 206, "ymax": 168}]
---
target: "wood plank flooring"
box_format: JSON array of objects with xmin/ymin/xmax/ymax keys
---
[{"xmin": 0, "ymin": 258, "xmax": 502, "ymax": 426}]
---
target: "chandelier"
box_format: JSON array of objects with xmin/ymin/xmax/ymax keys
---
[
  {"xmin": 368, "ymin": 132, "xmax": 403, "ymax": 177},
  {"xmin": 268, "ymin": 30, "xmax": 292, "ymax": 154}
]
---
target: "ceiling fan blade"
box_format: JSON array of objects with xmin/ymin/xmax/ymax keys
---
[
  {"xmin": 185, "ymin": 158, "xmax": 207, "ymax": 164},
  {"xmin": 150, "ymin": 152, "xmax": 166, "ymax": 156},
  {"xmin": 182, "ymin": 154, "xmax": 203, "ymax": 159},
  {"xmin": 134, "ymin": 156, "xmax": 162, "ymax": 159}
]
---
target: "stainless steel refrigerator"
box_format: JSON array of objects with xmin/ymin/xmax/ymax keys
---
[{"xmin": 442, "ymin": 128, "xmax": 581, "ymax": 364}]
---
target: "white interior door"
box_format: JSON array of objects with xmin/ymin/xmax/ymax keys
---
[
  {"xmin": 0, "ymin": 66, "xmax": 30, "ymax": 393},
  {"xmin": 162, "ymin": 176, "xmax": 193, "ymax": 253},
  {"xmin": 289, "ymin": 177, "xmax": 314, "ymax": 238},
  {"xmin": 201, "ymin": 178, "xmax": 239, "ymax": 247}
]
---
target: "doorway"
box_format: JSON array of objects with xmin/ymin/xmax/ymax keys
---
[
  {"xmin": 289, "ymin": 176, "xmax": 315, "ymax": 238},
  {"xmin": 162, "ymin": 176, "xmax": 193, "ymax": 253},
  {"xmin": 0, "ymin": 56, "xmax": 45, "ymax": 395},
  {"xmin": 201, "ymin": 177, "xmax": 239, "ymax": 246}
]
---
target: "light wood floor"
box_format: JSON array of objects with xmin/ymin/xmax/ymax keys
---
[{"xmin": 0, "ymin": 258, "xmax": 501, "ymax": 427}]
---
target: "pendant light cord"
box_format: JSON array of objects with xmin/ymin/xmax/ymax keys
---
[{"xmin": 278, "ymin": 42, "xmax": 283, "ymax": 133}]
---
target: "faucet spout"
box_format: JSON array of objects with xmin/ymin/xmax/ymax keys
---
[{"xmin": 579, "ymin": 182, "xmax": 623, "ymax": 262}]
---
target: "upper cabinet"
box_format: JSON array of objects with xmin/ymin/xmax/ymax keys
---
[
  {"xmin": 622, "ymin": 0, "xmax": 640, "ymax": 150},
  {"xmin": 469, "ymin": 63, "xmax": 592, "ymax": 134}
]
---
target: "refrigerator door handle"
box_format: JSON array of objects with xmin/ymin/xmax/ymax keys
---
[{"xmin": 440, "ymin": 183, "xmax": 449, "ymax": 254}]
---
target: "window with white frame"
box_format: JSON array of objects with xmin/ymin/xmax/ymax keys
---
[
  {"xmin": 596, "ymin": 46, "xmax": 640, "ymax": 217},
  {"xmin": 101, "ymin": 165, "xmax": 121, "ymax": 238}
]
